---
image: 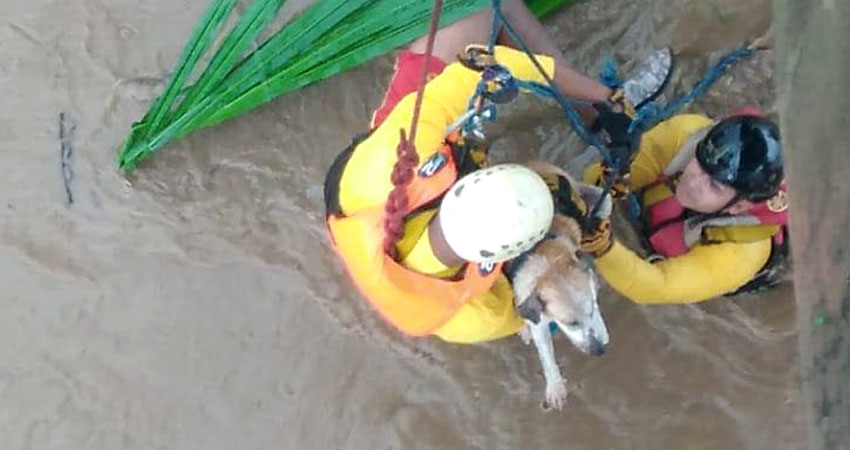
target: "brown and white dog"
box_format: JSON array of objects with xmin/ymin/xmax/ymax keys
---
[{"xmin": 509, "ymin": 162, "xmax": 611, "ymax": 410}]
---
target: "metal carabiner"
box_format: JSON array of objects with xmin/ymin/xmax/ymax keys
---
[
  {"xmin": 458, "ymin": 44, "xmax": 497, "ymax": 71},
  {"xmin": 481, "ymin": 65, "xmax": 518, "ymax": 104}
]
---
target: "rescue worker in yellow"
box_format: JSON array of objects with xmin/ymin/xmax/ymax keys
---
[
  {"xmin": 323, "ymin": 1, "xmax": 672, "ymax": 343},
  {"xmin": 584, "ymin": 110, "xmax": 788, "ymax": 304}
]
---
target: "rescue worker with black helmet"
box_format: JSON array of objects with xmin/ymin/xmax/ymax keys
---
[{"xmin": 583, "ymin": 111, "xmax": 788, "ymax": 304}]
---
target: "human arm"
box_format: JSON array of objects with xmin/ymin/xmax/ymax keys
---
[
  {"xmin": 339, "ymin": 46, "xmax": 556, "ymax": 214},
  {"xmin": 594, "ymin": 238, "xmax": 773, "ymax": 304},
  {"xmin": 582, "ymin": 114, "xmax": 714, "ymax": 190}
]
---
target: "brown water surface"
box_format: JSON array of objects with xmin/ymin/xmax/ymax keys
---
[{"xmin": 0, "ymin": 0, "xmax": 800, "ymax": 448}]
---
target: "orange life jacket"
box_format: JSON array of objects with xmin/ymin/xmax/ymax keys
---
[{"xmin": 324, "ymin": 135, "xmax": 502, "ymax": 337}]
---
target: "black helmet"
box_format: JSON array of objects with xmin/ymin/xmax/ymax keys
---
[{"xmin": 696, "ymin": 115, "xmax": 783, "ymax": 202}]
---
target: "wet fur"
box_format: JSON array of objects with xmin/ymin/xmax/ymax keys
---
[{"xmin": 513, "ymin": 162, "xmax": 610, "ymax": 411}]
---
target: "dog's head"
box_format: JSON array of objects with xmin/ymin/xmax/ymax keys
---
[{"xmin": 511, "ymin": 214, "xmax": 609, "ymax": 356}]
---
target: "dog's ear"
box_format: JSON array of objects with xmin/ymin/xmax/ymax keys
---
[
  {"xmin": 517, "ymin": 294, "xmax": 544, "ymax": 324},
  {"xmin": 550, "ymin": 214, "xmax": 583, "ymax": 245}
]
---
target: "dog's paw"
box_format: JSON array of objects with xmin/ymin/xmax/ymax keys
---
[
  {"xmin": 518, "ymin": 326, "xmax": 532, "ymax": 345},
  {"xmin": 542, "ymin": 379, "xmax": 568, "ymax": 411}
]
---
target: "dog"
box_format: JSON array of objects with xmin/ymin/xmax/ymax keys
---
[{"xmin": 508, "ymin": 162, "xmax": 611, "ymax": 410}]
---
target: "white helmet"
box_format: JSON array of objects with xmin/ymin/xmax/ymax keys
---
[{"xmin": 439, "ymin": 164, "xmax": 554, "ymax": 264}]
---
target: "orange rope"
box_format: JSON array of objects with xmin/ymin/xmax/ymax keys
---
[{"xmin": 382, "ymin": 0, "xmax": 445, "ymax": 258}]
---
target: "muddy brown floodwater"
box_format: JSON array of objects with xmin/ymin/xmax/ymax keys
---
[{"xmin": 0, "ymin": 0, "xmax": 802, "ymax": 449}]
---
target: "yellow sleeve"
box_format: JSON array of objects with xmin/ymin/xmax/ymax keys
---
[
  {"xmin": 433, "ymin": 274, "xmax": 524, "ymax": 343},
  {"xmin": 339, "ymin": 46, "xmax": 555, "ymax": 214},
  {"xmin": 582, "ymin": 114, "xmax": 713, "ymax": 189},
  {"xmin": 595, "ymin": 239, "xmax": 772, "ymax": 304},
  {"xmin": 628, "ymin": 114, "xmax": 713, "ymax": 189}
]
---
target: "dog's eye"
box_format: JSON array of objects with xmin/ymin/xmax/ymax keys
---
[{"xmin": 566, "ymin": 320, "xmax": 580, "ymax": 327}]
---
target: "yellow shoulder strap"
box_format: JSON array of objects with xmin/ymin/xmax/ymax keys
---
[{"xmin": 703, "ymin": 224, "xmax": 781, "ymax": 244}]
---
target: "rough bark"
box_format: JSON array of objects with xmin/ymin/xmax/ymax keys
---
[{"xmin": 774, "ymin": 0, "xmax": 850, "ymax": 448}]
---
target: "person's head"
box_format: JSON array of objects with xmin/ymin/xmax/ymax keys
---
[
  {"xmin": 438, "ymin": 164, "xmax": 554, "ymax": 264},
  {"xmin": 675, "ymin": 115, "xmax": 783, "ymax": 214}
]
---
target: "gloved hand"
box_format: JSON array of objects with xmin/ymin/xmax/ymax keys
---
[
  {"xmin": 580, "ymin": 217, "xmax": 613, "ymax": 258},
  {"xmin": 539, "ymin": 172, "xmax": 589, "ymax": 219},
  {"xmin": 607, "ymin": 88, "xmax": 637, "ymax": 119},
  {"xmin": 577, "ymin": 183, "xmax": 614, "ymax": 258},
  {"xmin": 592, "ymin": 101, "xmax": 635, "ymax": 151},
  {"xmin": 458, "ymin": 44, "xmax": 497, "ymax": 71},
  {"xmin": 582, "ymin": 162, "xmax": 631, "ymax": 200},
  {"xmin": 592, "ymin": 89, "xmax": 641, "ymax": 171}
]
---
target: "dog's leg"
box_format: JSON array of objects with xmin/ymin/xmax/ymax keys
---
[
  {"xmin": 528, "ymin": 318, "xmax": 568, "ymax": 410},
  {"xmin": 518, "ymin": 325, "xmax": 532, "ymax": 345}
]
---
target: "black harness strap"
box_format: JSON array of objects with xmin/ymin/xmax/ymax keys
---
[
  {"xmin": 551, "ymin": 174, "xmax": 585, "ymax": 219},
  {"xmin": 324, "ymin": 131, "xmax": 372, "ymax": 218}
]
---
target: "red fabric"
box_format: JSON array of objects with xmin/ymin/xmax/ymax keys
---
[
  {"xmin": 647, "ymin": 195, "xmax": 685, "ymax": 229},
  {"xmin": 727, "ymin": 105, "xmax": 764, "ymax": 118},
  {"xmin": 370, "ymin": 50, "xmax": 448, "ymax": 129},
  {"xmin": 644, "ymin": 106, "xmax": 785, "ymax": 257},
  {"xmin": 646, "ymin": 194, "xmax": 689, "ymax": 257},
  {"xmin": 645, "ymin": 185, "xmax": 789, "ymax": 258},
  {"xmin": 747, "ymin": 199, "xmax": 789, "ymax": 226},
  {"xmin": 745, "ymin": 185, "xmax": 790, "ymax": 246},
  {"xmin": 648, "ymin": 221, "xmax": 689, "ymax": 257}
]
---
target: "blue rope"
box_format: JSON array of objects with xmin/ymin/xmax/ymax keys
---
[
  {"xmin": 598, "ymin": 57, "xmax": 621, "ymax": 89},
  {"xmin": 629, "ymin": 47, "xmax": 756, "ymax": 135},
  {"xmin": 488, "ymin": 0, "xmax": 612, "ymax": 162},
  {"xmin": 445, "ymin": 0, "xmax": 762, "ymax": 230},
  {"xmin": 515, "ymin": 80, "xmax": 612, "ymax": 164},
  {"xmin": 459, "ymin": 0, "xmax": 759, "ymax": 220}
]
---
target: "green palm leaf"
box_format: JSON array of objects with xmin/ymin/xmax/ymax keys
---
[{"xmin": 118, "ymin": 0, "xmax": 575, "ymax": 171}]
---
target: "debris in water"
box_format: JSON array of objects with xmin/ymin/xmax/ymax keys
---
[{"xmin": 59, "ymin": 112, "xmax": 76, "ymax": 205}]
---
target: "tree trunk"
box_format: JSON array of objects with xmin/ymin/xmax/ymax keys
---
[{"xmin": 774, "ymin": 0, "xmax": 850, "ymax": 448}]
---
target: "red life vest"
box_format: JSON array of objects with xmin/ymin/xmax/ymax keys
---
[
  {"xmin": 644, "ymin": 182, "xmax": 788, "ymax": 257},
  {"xmin": 643, "ymin": 108, "xmax": 788, "ymax": 257}
]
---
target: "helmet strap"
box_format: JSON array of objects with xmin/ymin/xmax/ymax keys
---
[
  {"xmin": 718, "ymin": 193, "xmax": 743, "ymax": 215},
  {"xmin": 690, "ymin": 193, "xmax": 742, "ymax": 222}
]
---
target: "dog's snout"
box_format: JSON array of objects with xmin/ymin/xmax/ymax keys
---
[{"xmin": 588, "ymin": 337, "xmax": 606, "ymax": 356}]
